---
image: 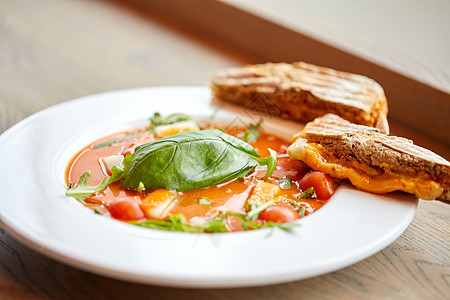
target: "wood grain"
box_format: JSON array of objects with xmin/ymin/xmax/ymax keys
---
[{"xmin": 0, "ymin": 0, "xmax": 449, "ymax": 299}]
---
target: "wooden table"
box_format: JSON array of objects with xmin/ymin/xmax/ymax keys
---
[{"xmin": 1, "ymin": 0, "xmax": 449, "ymax": 299}]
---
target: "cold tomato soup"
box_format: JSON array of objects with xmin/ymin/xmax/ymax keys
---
[{"xmin": 66, "ymin": 123, "xmax": 335, "ymax": 232}]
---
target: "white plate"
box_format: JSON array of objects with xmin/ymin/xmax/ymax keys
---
[{"xmin": 0, "ymin": 87, "xmax": 417, "ymax": 288}]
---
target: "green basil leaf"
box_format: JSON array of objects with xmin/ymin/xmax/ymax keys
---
[
  {"xmin": 121, "ymin": 129, "xmax": 260, "ymax": 192},
  {"xmin": 258, "ymin": 148, "xmax": 277, "ymax": 178}
]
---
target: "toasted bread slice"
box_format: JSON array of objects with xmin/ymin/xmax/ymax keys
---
[
  {"xmin": 211, "ymin": 62, "xmax": 389, "ymax": 133},
  {"xmin": 287, "ymin": 114, "xmax": 450, "ymax": 201}
]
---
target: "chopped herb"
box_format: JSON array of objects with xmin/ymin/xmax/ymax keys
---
[
  {"xmin": 226, "ymin": 189, "xmax": 232, "ymax": 193},
  {"xmin": 298, "ymin": 206, "xmax": 306, "ymax": 217},
  {"xmin": 196, "ymin": 198, "xmax": 212, "ymax": 205},
  {"xmin": 148, "ymin": 112, "xmax": 202, "ymax": 133},
  {"xmin": 278, "ymin": 177, "xmax": 292, "ymax": 189},
  {"xmin": 242, "ymin": 120, "xmax": 262, "ymax": 143},
  {"xmin": 66, "ymin": 155, "xmax": 132, "ymax": 202},
  {"xmin": 291, "ymin": 200, "xmax": 298, "ymax": 208},
  {"xmin": 247, "ymin": 200, "xmax": 274, "ymax": 220},
  {"xmin": 266, "ymin": 221, "xmax": 299, "ymax": 232},
  {"xmin": 298, "ymin": 187, "xmax": 317, "ymax": 199},
  {"xmin": 316, "ymin": 200, "xmax": 325, "ymax": 204},
  {"xmin": 130, "ymin": 209, "xmax": 299, "ymax": 233},
  {"xmin": 94, "ymin": 208, "xmax": 103, "ymax": 215},
  {"xmin": 258, "ymin": 148, "xmax": 277, "ymax": 178},
  {"xmin": 93, "ymin": 132, "xmax": 142, "ymax": 150}
]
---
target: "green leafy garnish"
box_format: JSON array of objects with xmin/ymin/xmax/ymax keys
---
[
  {"xmin": 278, "ymin": 177, "xmax": 292, "ymax": 189},
  {"xmin": 121, "ymin": 129, "xmax": 260, "ymax": 192},
  {"xmin": 93, "ymin": 132, "xmax": 142, "ymax": 150},
  {"xmin": 131, "ymin": 210, "xmax": 299, "ymax": 233},
  {"xmin": 247, "ymin": 200, "xmax": 274, "ymax": 220},
  {"xmin": 298, "ymin": 206, "xmax": 306, "ymax": 217},
  {"xmin": 148, "ymin": 112, "xmax": 202, "ymax": 133},
  {"xmin": 66, "ymin": 155, "xmax": 132, "ymax": 202},
  {"xmin": 258, "ymin": 148, "xmax": 277, "ymax": 178},
  {"xmin": 242, "ymin": 120, "xmax": 262, "ymax": 143},
  {"xmin": 298, "ymin": 187, "xmax": 317, "ymax": 199}
]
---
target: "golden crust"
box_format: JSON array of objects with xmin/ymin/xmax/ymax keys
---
[
  {"xmin": 211, "ymin": 62, "xmax": 389, "ymax": 133},
  {"xmin": 288, "ymin": 114, "xmax": 450, "ymax": 201}
]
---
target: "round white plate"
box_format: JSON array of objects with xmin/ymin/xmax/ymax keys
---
[{"xmin": 0, "ymin": 87, "xmax": 417, "ymax": 288}]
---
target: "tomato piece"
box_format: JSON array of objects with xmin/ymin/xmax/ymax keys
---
[
  {"xmin": 298, "ymin": 171, "xmax": 336, "ymax": 199},
  {"xmin": 258, "ymin": 205, "xmax": 299, "ymax": 223},
  {"xmin": 273, "ymin": 156, "xmax": 309, "ymax": 181},
  {"xmin": 108, "ymin": 198, "xmax": 144, "ymax": 220}
]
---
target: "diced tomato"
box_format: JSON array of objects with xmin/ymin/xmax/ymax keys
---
[
  {"xmin": 108, "ymin": 198, "xmax": 144, "ymax": 220},
  {"xmin": 258, "ymin": 204, "xmax": 299, "ymax": 223},
  {"xmin": 298, "ymin": 171, "xmax": 336, "ymax": 199},
  {"xmin": 272, "ymin": 155, "xmax": 309, "ymax": 181}
]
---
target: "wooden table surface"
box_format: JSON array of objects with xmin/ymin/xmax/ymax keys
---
[{"xmin": 0, "ymin": 0, "xmax": 449, "ymax": 299}]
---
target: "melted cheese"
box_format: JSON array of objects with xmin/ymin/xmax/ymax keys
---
[{"xmin": 288, "ymin": 141, "xmax": 443, "ymax": 200}]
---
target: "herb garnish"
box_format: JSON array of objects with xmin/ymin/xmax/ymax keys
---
[
  {"xmin": 66, "ymin": 155, "xmax": 132, "ymax": 202},
  {"xmin": 131, "ymin": 210, "xmax": 299, "ymax": 233},
  {"xmin": 298, "ymin": 187, "xmax": 317, "ymax": 199},
  {"xmin": 93, "ymin": 132, "xmax": 142, "ymax": 150},
  {"xmin": 242, "ymin": 120, "xmax": 263, "ymax": 143},
  {"xmin": 258, "ymin": 148, "xmax": 277, "ymax": 178},
  {"xmin": 298, "ymin": 206, "xmax": 306, "ymax": 217},
  {"xmin": 148, "ymin": 112, "xmax": 202, "ymax": 133},
  {"xmin": 278, "ymin": 177, "xmax": 292, "ymax": 189}
]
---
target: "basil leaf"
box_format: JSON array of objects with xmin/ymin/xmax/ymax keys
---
[
  {"xmin": 258, "ymin": 148, "xmax": 277, "ymax": 178},
  {"xmin": 121, "ymin": 129, "xmax": 260, "ymax": 192}
]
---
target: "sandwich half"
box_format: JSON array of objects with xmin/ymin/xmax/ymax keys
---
[
  {"xmin": 211, "ymin": 61, "xmax": 389, "ymax": 133},
  {"xmin": 288, "ymin": 114, "xmax": 450, "ymax": 201}
]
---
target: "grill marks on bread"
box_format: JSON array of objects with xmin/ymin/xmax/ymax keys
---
[{"xmin": 211, "ymin": 62, "xmax": 389, "ymax": 133}]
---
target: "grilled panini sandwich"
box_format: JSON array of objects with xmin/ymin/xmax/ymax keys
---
[
  {"xmin": 288, "ymin": 114, "xmax": 450, "ymax": 201},
  {"xmin": 211, "ymin": 62, "xmax": 389, "ymax": 133}
]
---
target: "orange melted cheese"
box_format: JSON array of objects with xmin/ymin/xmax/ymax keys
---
[{"xmin": 288, "ymin": 140, "xmax": 443, "ymax": 200}]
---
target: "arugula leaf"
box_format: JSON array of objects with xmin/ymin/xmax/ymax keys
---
[
  {"xmin": 258, "ymin": 148, "xmax": 277, "ymax": 178},
  {"xmin": 148, "ymin": 112, "xmax": 202, "ymax": 133},
  {"xmin": 278, "ymin": 177, "xmax": 292, "ymax": 189},
  {"xmin": 121, "ymin": 129, "xmax": 260, "ymax": 192},
  {"xmin": 66, "ymin": 154, "xmax": 132, "ymax": 202},
  {"xmin": 242, "ymin": 120, "xmax": 262, "ymax": 143},
  {"xmin": 93, "ymin": 132, "xmax": 142, "ymax": 150},
  {"xmin": 247, "ymin": 200, "xmax": 274, "ymax": 220},
  {"xmin": 298, "ymin": 206, "xmax": 306, "ymax": 217},
  {"xmin": 131, "ymin": 210, "xmax": 298, "ymax": 233},
  {"xmin": 298, "ymin": 187, "xmax": 317, "ymax": 199}
]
